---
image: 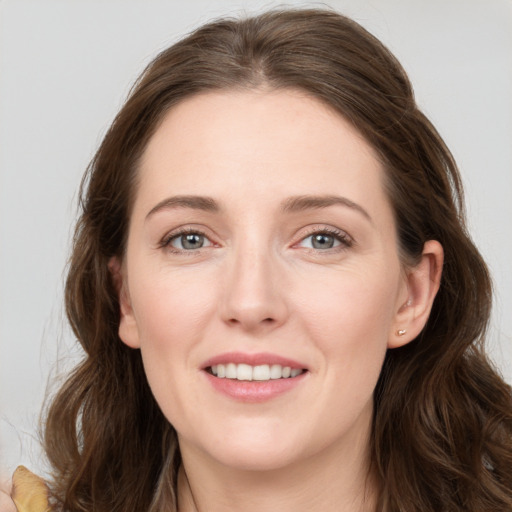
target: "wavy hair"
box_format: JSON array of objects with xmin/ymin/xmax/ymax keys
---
[{"xmin": 43, "ymin": 8, "xmax": 512, "ymax": 511}]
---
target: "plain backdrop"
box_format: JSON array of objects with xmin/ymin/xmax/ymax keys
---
[{"xmin": 1, "ymin": 0, "xmax": 511, "ymax": 475}]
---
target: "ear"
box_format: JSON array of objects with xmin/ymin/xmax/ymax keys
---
[
  {"xmin": 108, "ymin": 256, "xmax": 141, "ymax": 349},
  {"xmin": 388, "ymin": 240, "xmax": 444, "ymax": 348}
]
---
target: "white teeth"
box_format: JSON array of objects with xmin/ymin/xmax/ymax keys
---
[
  {"xmin": 237, "ymin": 363, "xmax": 253, "ymax": 381},
  {"xmin": 226, "ymin": 363, "xmax": 237, "ymax": 379},
  {"xmin": 253, "ymin": 364, "xmax": 270, "ymax": 381},
  {"xmin": 270, "ymin": 364, "xmax": 282, "ymax": 379},
  {"xmin": 209, "ymin": 363, "xmax": 303, "ymax": 381}
]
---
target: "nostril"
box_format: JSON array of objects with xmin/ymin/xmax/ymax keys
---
[{"xmin": 226, "ymin": 316, "xmax": 276, "ymax": 328}]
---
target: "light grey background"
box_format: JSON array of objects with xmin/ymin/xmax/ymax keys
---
[{"xmin": 1, "ymin": 0, "xmax": 511, "ymax": 475}]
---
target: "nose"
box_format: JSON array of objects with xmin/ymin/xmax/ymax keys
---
[{"xmin": 219, "ymin": 243, "xmax": 289, "ymax": 333}]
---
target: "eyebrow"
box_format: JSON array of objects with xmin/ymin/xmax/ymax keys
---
[
  {"xmin": 281, "ymin": 195, "xmax": 372, "ymax": 222},
  {"xmin": 146, "ymin": 194, "xmax": 371, "ymax": 223},
  {"xmin": 146, "ymin": 195, "xmax": 220, "ymax": 219}
]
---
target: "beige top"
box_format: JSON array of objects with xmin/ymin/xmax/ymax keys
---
[{"xmin": 10, "ymin": 467, "xmax": 50, "ymax": 512}]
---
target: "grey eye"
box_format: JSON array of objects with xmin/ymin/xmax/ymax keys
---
[
  {"xmin": 311, "ymin": 233, "xmax": 336, "ymax": 249},
  {"xmin": 171, "ymin": 233, "xmax": 210, "ymax": 250},
  {"xmin": 299, "ymin": 232, "xmax": 342, "ymax": 250}
]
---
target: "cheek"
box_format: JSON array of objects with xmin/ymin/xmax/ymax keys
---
[
  {"xmin": 297, "ymin": 262, "xmax": 398, "ymax": 342},
  {"xmin": 131, "ymin": 267, "xmax": 217, "ymax": 348},
  {"xmin": 128, "ymin": 268, "xmax": 218, "ymax": 408},
  {"xmin": 295, "ymin": 263, "xmax": 398, "ymax": 389}
]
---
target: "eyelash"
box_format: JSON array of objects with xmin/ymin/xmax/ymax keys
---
[
  {"xmin": 296, "ymin": 226, "xmax": 353, "ymax": 252},
  {"xmin": 159, "ymin": 226, "xmax": 353, "ymax": 254},
  {"xmin": 159, "ymin": 227, "xmax": 214, "ymax": 254}
]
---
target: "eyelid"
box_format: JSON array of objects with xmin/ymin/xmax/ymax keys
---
[
  {"xmin": 292, "ymin": 225, "xmax": 353, "ymax": 250},
  {"xmin": 159, "ymin": 225, "xmax": 217, "ymax": 252},
  {"xmin": 157, "ymin": 223, "xmax": 353, "ymax": 254}
]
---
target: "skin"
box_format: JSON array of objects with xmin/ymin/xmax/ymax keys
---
[
  {"xmin": 0, "ymin": 478, "xmax": 15, "ymax": 512},
  {"xmin": 114, "ymin": 89, "xmax": 443, "ymax": 511}
]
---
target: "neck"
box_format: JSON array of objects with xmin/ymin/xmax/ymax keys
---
[{"xmin": 177, "ymin": 414, "xmax": 379, "ymax": 512}]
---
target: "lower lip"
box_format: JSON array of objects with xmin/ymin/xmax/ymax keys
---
[{"xmin": 203, "ymin": 371, "xmax": 307, "ymax": 403}]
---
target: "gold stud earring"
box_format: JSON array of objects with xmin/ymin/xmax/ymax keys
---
[{"xmin": 396, "ymin": 329, "xmax": 407, "ymax": 336}]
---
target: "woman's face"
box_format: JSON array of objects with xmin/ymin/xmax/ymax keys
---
[{"xmin": 118, "ymin": 89, "xmax": 411, "ymax": 472}]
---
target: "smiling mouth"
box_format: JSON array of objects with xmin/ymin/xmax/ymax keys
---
[{"xmin": 207, "ymin": 363, "xmax": 306, "ymax": 381}]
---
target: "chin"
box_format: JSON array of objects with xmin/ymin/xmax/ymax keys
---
[
  {"xmin": 181, "ymin": 418, "xmax": 313, "ymax": 472},
  {"xmin": 210, "ymin": 442, "xmax": 305, "ymax": 473}
]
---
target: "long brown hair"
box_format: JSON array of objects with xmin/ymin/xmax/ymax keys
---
[{"xmin": 43, "ymin": 8, "xmax": 512, "ymax": 511}]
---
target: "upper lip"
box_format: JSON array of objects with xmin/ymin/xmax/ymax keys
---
[{"xmin": 201, "ymin": 352, "xmax": 307, "ymax": 370}]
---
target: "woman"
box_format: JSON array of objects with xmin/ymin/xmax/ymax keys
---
[{"xmin": 3, "ymin": 7, "xmax": 512, "ymax": 512}]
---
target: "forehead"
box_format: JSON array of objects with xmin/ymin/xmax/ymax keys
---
[{"xmin": 136, "ymin": 89, "xmax": 389, "ymax": 217}]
